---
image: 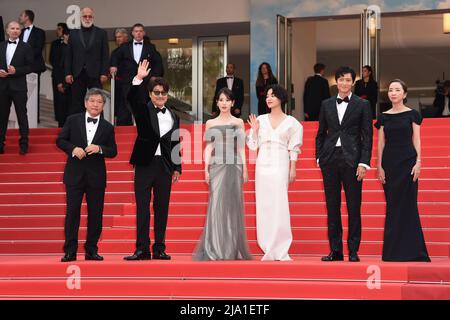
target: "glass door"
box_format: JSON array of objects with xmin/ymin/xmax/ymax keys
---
[
  {"xmin": 197, "ymin": 37, "xmax": 228, "ymax": 123},
  {"xmin": 277, "ymin": 15, "xmax": 293, "ymax": 114}
]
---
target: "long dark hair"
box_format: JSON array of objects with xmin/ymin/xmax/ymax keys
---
[
  {"xmin": 362, "ymin": 65, "xmax": 374, "ymax": 82},
  {"xmin": 256, "ymin": 62, "xmax": 276, "ymax": 87}
]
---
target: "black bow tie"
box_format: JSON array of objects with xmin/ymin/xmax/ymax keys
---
[
  {"xmin": 155, "ymin": 107, "xmax": 166, "ymax": 114},
  {"xmin": 24, "ymin": 27, "xmax": 30, "ymax": 30},
  {"xmin": 134, "ymin": 42, "xmax": 143, "ymax": 45},
  {"xmin": 337, "ymin": 96, "xmax": 350, "ymax": 104},
  {"xmin": 226, "ymin": 76, "xmax": 233, "ymax": 79},
  {"xmin": 8, "ymin": 40, "xmax": 17, "ymax": 44},
  {"xmin": 87, "ymin": 117, "xmax": 98, "ymax": 124}
]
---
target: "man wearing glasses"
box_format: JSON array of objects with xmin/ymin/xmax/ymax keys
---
[
  {"xmin": 124, "ymin": 60, "xmax": 181, "ymax": 261},
  {"xmin": 65, "ymin": 7, "xmax": 109, "ymax": 116}
]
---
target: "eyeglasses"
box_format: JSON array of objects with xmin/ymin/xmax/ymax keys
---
[
  {"xmin": 82, "ymin": 15, "xmax": 94, "ymax": 19},
  {"xmin": 152, "ymin": 90, "xmax": 168, "ymax": 96}
]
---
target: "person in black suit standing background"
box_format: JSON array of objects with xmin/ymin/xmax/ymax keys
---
[
  {"xmin": 110, "ymin": 23, "xmax": 164, "ymax": 125},
  {"xmin": 57, "ymin": 88, "xmax": 117, "ymax": 262},
  {"xmin": 0, "ymin": 21, "xmax": 33, "ymax": 154},
  {"xmin": 303, "ymin": 63, "xmax": 330, "ymax": 121},
  {"xmin": 50, "ymin": 23, "xmax": 70, "ymax": 127},
  {"xmin": 316, "ymin": 66, "xmax": 373, "ymax": 263},
  {"xmin": 124, "ymin": 60, "xmax": 181, "ymax": 261},
  {"xmin": 65, "ymin": 7, "xmax": 109, "ymax": 116},
  {"xmin": 211, "ymin": 63, "xmax": 244, "ymax": 118},
  {"xmin": 18, "ymin": 10, "xmax": 46, "ymax": 122}
]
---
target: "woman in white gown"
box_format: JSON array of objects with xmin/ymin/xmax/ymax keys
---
[{"xmin": 247, "ymin": 84, "xmax": 303, "ymax": 261}]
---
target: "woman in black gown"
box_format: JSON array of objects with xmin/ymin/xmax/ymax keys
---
[
  {"xmin": 255, "ymin": 62, "xmax": 278, "ymax": 115},
  {"xmin": 375, "ymin": 79, "xmax": 430, "ymax": 262},
  {"xmin": 355, "ymin": 65, "xmax": 378, "ymax": 119}
]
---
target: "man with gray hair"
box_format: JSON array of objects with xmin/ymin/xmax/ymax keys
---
[
  {"xmin": 65, "ymin": 7, "xmax": 109, "ymax": 116},
  {"xmin": 57, "ymin": 88, "xmax": 117, "ymax": 262}
]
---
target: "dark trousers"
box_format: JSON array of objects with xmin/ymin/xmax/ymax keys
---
[
  {"xmin": 70, "ymin": 69, "xmax": 102, "ymax": 116},
  {"xmin": 134, "ymin": 156, "xmax": 172, "ymax": 253},
  {"xmin": 51, "ymin": 78, "xmax": 68, "ymax": 127},
  {"xmin": 115, "ymin": 81, "xmax": 133, "ymax": 126},
  {"xmin": 320, "ymin": 147, "xmax": 362, "ymax": 253},
  {"xmin": 64, "ymin": 183, "xmax": 105, "ymax": 255},
  {"xmin": 0, "ymin": 89, "xmax": 29, "ymax": 148}
]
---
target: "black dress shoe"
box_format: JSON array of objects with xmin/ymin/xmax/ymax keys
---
[
  {"xmin": 61, "ymin": 253, "xmax": 77, "ymax": 262},
  {"xmin": 19, "ymin": 145, "xmax": 28, "ymax": 155},
  {"xmin": 124, "ymin": 250, "xmax": 151, "ymax": 261},
  {"xmin": 152, "ymin": 251, "xmax": 171, "ymax": 260},
  {"xmin": 85, "ymin": 252, "xmax": 104, "ymax": 261},
  {"xmin": 349, "ymin": 252, "xmax": 360, "ymax": 262},
  {"xmin": 321, "ymin": 251, "xmax": 344, "ymax": 262}
]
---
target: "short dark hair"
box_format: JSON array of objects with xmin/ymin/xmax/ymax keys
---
[
  {"xmin": 24, "ymin": 10, "xmax": 35, "ymax": 23},
  {"xmin": 265, "ymin": 84, "xmax": 288, "ymax": 106},
  {"xmin": 148, "ymin": 77, "xmax": 170, "ymax": 93},
  {"xmin": 131, "ymin": 23, "xmax": 145, "ymax": 31},
  {"xmin": 216, "ymin": 87, "xmax": 235, "ymax": 102},
  {"xmin": 57, "ymin": 22, "xmax": 69, "ymax": 35},
  {"xmin": 335, "ymin": 66, "xmax": 356, "ymax": 82},
  {"xmin": 314, "ymin": 63, "xmax": 325, "ymax": 74}
]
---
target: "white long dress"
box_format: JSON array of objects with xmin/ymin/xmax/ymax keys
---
[{"xmin": 247, "ymin": 114, "xmax": 303, "ymax": 261}]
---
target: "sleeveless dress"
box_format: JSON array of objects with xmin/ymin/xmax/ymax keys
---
[
  {"xmin": 193, "ymin": 125, "xmax": 252, "ymax": 260},
  {"xmin": 375, "ymin": 110, "xmax": 430, "ymax": 262}
]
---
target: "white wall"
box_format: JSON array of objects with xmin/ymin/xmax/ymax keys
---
[
  {"xmin": 0, "ymin": 0, "xmax": 250, "ymax": 30},
  {"xmin": 291, "ymin": 21, "xmax": 316, "ymax": 121}
]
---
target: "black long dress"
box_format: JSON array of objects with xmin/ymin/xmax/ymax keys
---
[
  {"xmin": 375, "ymin": 109, "xmax": 430, "ymax": 262},
  {"xmin": 355, "ymin": 78, "xmax": 378, "ymax": 119},
  {"xmin": 256, "ymin": 77, "xmax": 278, "ymax": 116}
]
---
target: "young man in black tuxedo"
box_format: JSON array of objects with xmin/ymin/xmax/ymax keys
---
[
  {"xmin": 0, "ymin": 21, "xmax": 33, "ymax": 154},
  {"xmin": 315, "ymin": 66, "xmax": 373, "ymax": 262},
  {"xmin": 57, "ymin": 88, "xmax": 117, "ymax": 262},
  {"xmin": 303, "ymin": 63, "xmax": 331, "ymax": 121},
  {"xmin": 110, "ymin": 23, "xmax": 164, "ymax": 126},
  {"xmin": 124, "ymin": 60, "xmax": 181, "ymax": 261},
  {"xmin": 65, "ymin": 7, "xmax": 110, "ymax": 116},
  {"xmin": 19, "ymin": 10, "xmax": 46, "ymax": 122},
  {"xmin": 211, "ymin": 63, "xmax": 244, "ymax": 118}
]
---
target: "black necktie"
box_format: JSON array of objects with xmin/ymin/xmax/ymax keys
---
[
  {"xmin": 134, "ymin": 42, "xmax": 143, "ymax": 45},
  {"xmin": 155, "ymin": 107, "xmax": 166, "ymax": 114},
  {"xmin": 8, "ymin": 40, "xmax": 17, "ymax": 44},
  {"xmin": 87, "ymin": 117, "xmax": 98, "ymax": 124},
  {"xmin": 337, "ymin": 96, "xmax": 350, "ymax": 104}
]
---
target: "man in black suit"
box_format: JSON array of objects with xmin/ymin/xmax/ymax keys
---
[
  {"xmin": 124, "ymin": 60, "xmax": 181, "ymax": 261},
  {"xmin": 212, "ymin": 63, "xmax": 244, "ymax": 118},
  {"xmin": 315, "ymin": 66, "xmax": 373, "ymax": 262},
  {"xmin": 65, "ymin": 7, "xmax": 109, "ymax": 116},
  {"xmin": 110, "ymin": 23, "xmax": 164, "ymax": 125},
  {"xmin": 109, "ymin": 28, "xmax": 129, "ymax": 126},
  {"xmin": 0, "ymin": 21, "xmax": 33, "ymax": 154},
  {"xmin": 433, "ymin": 80, "xmax": 450, "ymax": 117},
  {"xmin": 57, "ymin": 88, "xmax": 117, "ymax": 262},
  {"xmin": 19, "ymin": 10, "xmax": 46, "ymax": 122},
  {"xmin": 0, "ymin": 17, "xmax": 5, "ymax": 42},
  {"xmin": 50, "ymin": 23, "xmax": 70, "ymax": 127},
  {"xmin": 303, "ymin": 63, "xmax": 330, "ymax": 121}
]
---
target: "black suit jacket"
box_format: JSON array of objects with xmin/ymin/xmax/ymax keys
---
[
  {"xmin": 110, "ymin": 41, "xmax": 163, "ymax": 83},
  {"xmin": 65, "ymin": 26, "xmax": 109, "ymax": 79},
  {"xmin": 128, "ymin": 82, "xmax": 181, "ymax": 174},
  {"xmin": 56, "ymin": 113, "xmax": 117, "ymax": 188},
  {"xmin": 316, "ymin": 94, "xmax": 373, "ymax": 168},
  {"xmin": 50, "ymin": 38, "xmax": 67, "ymax": 84},
  {"xmin": 19, "ymin": 26, "xmax": 46, "ymax": 73},
  {"xmin": 303, "ymin": 75, "xmax": 330, "ymax": 119},
  {"xmin": 0, "ymin": 40, "xmax": 34, "ymax": 92},
  {"xmin": 212, "ymin": 76, "xmax": 244, "ymax": 114},
  {"xmin": 0, "ymin": 17, "xmax": 4, "ymax": 43}
]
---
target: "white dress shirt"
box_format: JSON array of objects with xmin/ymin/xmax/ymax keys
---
[
  {"xmin": 133, "ymin": 40, "xmax": 143, "ymax": 64},
  {"xmin": 226, "ymin": 76, "xmax": 234, "ymax": 90},
  {"xmin": 85, "ymin": 112, "xmax": 100, "ymax": 145},
  {"xmin": 335, "ymin": 93, "xmax": 351, "ymax": 147},
  {"xmin": 22, "ymin": 25, "xmax": 33, "ymax": 43},
  {"xmin": 6, "ymin": 39, "xmax": 18, "ymax": 66}
]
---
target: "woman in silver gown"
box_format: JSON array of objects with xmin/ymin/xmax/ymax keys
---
[{"xmin": 193, "ymin": 88, "xmax": 252, "ymax": 261}]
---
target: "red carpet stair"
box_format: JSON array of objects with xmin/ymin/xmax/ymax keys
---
[{"xmin": 0, "ymin": 119, "xmax": 450, "ymax": 299}]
